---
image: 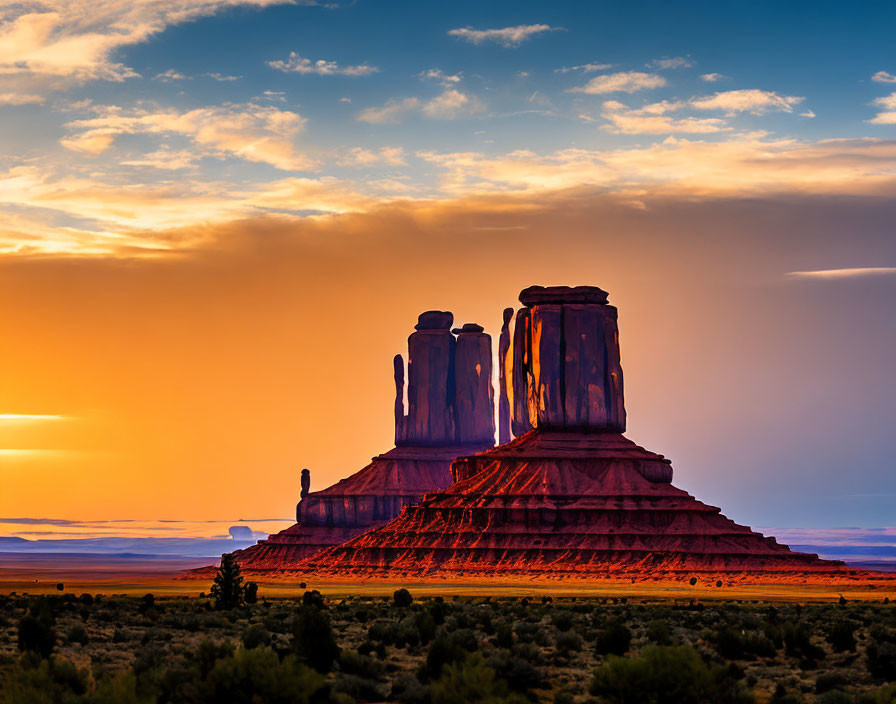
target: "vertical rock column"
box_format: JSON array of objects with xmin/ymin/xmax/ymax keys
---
[
  {"xmin": 512, "ymin": 286, "xmax": 626, "ymax": 432},
  {"xmin": 454, "ymin": 323, "xmax": 495, "ymax": 445},
  {"xmin": 497, "ymin": 308, "xmax": 513, "ymax": 445},
  {"xmin": 404, "ymin": 311, "xmax": 456, "ymax": 445}
]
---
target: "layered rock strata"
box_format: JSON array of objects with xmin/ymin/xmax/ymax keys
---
[
  {"xmin": 224, "ymin": 311, "xmax": 495, "ymax": 572},
  {"xmin": 301, "ymin": 286, "xmax": 865, "ymax": 583}
]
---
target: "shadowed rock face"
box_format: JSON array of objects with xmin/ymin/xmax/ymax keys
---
[
  {"xmin": 226, "ymin": 310, "xmax": 496, "ymax": 573},
  {"xmin": 300, "ymin": 286, "xmax": 860, "ymax": 582},
  {"xmin": 511, "ymin": 285, "xmax": 625, "ymax": 434}
]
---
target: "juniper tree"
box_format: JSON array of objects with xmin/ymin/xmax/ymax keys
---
[{"xmin": 210, "ymin": 553, "xmax": 245, "ymax": 610}]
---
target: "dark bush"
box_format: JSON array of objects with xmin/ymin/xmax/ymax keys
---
[
  {"xmin": 302, "ymin": 589, "xmax": 325, "ymax": 609},
  {"xmin": 242, "ymin": 623, "xmax": 271, "ymax": 649},
  {"xmin": 486, "ymin": 648, "xmax": 546, "ymax": 691},
  {"xmin": 293, "ymin": 604, "xmax": 339, "ymax": 673},
  {"xmin": 66, "ymin": 622, "xmax": 89, "ymax": 645},
  {"xmin": 816, "ymin": 672, "xmax": 848, "ymax": 694},
  {"xmin": 552, "ymin": 610, "xmax": 574, "ymax": 632},
  {"xmin": 425, "ymin": 630, "xmax": 479, "ymax": 680},
  {"xmin": 715, "ymin": 627, "xmax": 745, "ymax": 660},
  {"xmin": 210, "ymin": 555, "xmax": 245, "ymax": 610},
  {"xmin": 244, "ymin": 582, "xmax": 258, "ymax": 605},
  {"xmin": 339, "ymin": 650, "xmax": 385, "ymax": 679},
  {"xmin": 394, "ymin": 588, "xmax": 414, "ymax": 608},
  {"xmin": 555, "ymin": 630, "xmax": 583, "ymax": 654},
  {"xmin": 829, "ymin": 620, "xmax": 858, "ymax": 653},
  {"xmin": 867, "ymin": 636, "xmax": 896, "ymax": 681},
  {"xmin": 17, "ymin": 614, "xmax": 56, "ymax": 658},
  {"xmin": 596, "ymin": 619, "xmax": 632, "ymax": 656},
  {"xmin": 590, "ymin": 644, "xmax": 754, "ymax": 704},
  {"xmin": 817, "ymin": 691, "xmax": 852, "ymax": 704},
  {"xmin": 646, "ymin": 620, "xmax": 672, "ymax": 645}
]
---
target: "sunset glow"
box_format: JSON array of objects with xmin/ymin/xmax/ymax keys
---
[{"xmin": 1, "ymin": 0, "xmax": 895, "ymax": 536}]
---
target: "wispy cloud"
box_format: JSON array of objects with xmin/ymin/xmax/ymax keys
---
[
  {"xmin": 700, "ymin": 72, "xmax": 728, "ymax": 83},
  {"xmin": 206, "ymin": 72, "xmax": 242, "ymax": 82},
  {"xmin": 787, "ymin": 267, "xmax": 896, "ymax": 280},
  {"xmin": 357, "ymin": 97, "xmax": 420, "ymax": 124},
  {"xmin": 869, "ymin": 92, "xmax": 896, "ymax": 125},
  {"xmin": 418, "ymin": 68, "xmax": 462, "ymax": 86},
  {"xmin": 872, "ymin": 71, "xmax": 896, "ymax": 84},
  {"xmin": 153, "ymin": 69, "xmax": 189, "ymax": 82},
  {"xmin": 60, "ymin": 102, "xmax": 313, "ymax": 170},
  {"xmin": 601, "ymin": 100, "xmax": 729, "ymax": 134},
  {"xmin": 335, "ymin": 146, "xmax": 405, "ymax": 167},
  {"xmin": 648, "ymin": 56, "xmax": 694, "ymax": 70},
  {"xmin": 417, "ymin": 137, "xmax": 896, "ymax": 198},
  {"xmin": 357, "ymin": 90, "xmax": 482, "ymax": 124},
  {"xmin": 447, "ymin": 24, "xmax": 562, "ymax": 47},
  {"xmin": 569, "ymin": 71, "xmax": 666, "ymax": 94},
  {"xmin": 555, "ymin": 62, "xmax": 612, "ymax": 74},
  {"xmin": 0, "ymin": 0, "xmax": 294, "ymax": 90},
  {"xmin": 690, "ymin": 89, "xmax": 804, "ymax": 114},
  {"xmin": 267, "ymin": 52, "xmax": 378, "ymax": 76},
  {"xmin": 0, "ymin": 92, "xmax": 45, "ymax": 105}
]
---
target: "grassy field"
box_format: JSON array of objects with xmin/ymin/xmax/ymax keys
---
[{"xmin": 2, "ymin": 584, "xmax": 895, "ymax": 703}]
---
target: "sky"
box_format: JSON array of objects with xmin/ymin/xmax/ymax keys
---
[{"xmin": 2, "ymin": 0, "xmax": 896, "ymax": 537}]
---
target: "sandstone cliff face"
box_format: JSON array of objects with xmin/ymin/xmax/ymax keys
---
[
  {"xmin": 511, "ymin": 286, "xmax": 625, "ymax": 433},
  {"xmin": 297, "ymin": 286, "xmax": 857, "ymax": 583}
]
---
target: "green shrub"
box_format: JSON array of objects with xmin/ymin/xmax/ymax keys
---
[
  {"xmin": 590, "ymin": 644, "xmax": 754, "ymax": 704},
  {"xmin": 855, "ymin": 684, "xmax": 896, "ymax": 704},
  {"xmin": 425, "ymin": 631, "xmax": 479, "ymax": 680},
  {"xmin": 485, "ymin": 649, "xmax": 546, "ymax": 691},
  {"xmin": 65, "ymin": 622, "xmax": 89, "ymax": 645},
  {"xmin": 816, "ymin": 672, "xmax": 848, "ymax": 694},
  {"xmin": 552, "ymin": 610, "xmax": 574, "ymax": 632},
  {"xmin": 204, "ymin": 646, "xmax": 325, "ymax": 704},
  {"xmin": 817, "ymin": 691, "xmax": 852, "ymax": 704},
  {"xmin": 555, "ymin": 630, "xmax": 583, "ymax": 654},
  {"xmin": 241, "ymin": 623, "xmax": 271, "ymax": 649},
  {"xmin": 431, "ymin": 652, "xmax": 527, "ymax": 704},
  {"xmin": 646, "ymin": 620, "xmax": 672, "ymax": 645}
]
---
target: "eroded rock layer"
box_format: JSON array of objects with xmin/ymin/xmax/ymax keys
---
[
  {"xmin": 300, "ymin": 430, "xmax": 859, "ymax": 581},
  {"xmin": 220, "ymin": 310, "xmax": 495, "ymax": 573},
  {"xmin": 228, "ymin": 445, "xmax": 477, "ymax": 570},
  {"xmin": 298, "ymin": 286, "xmax": 872, "ymax": 584}
]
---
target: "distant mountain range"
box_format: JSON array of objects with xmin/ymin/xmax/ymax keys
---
[{"xmin": 0, "ymin": 535, "xmax": 262, "ymax": 557}]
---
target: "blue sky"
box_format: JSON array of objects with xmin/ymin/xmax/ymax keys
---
[
  {"xmin": 2, "ymin": 1, "xmax": 896, "ymax": 532},
  {"xmin": 2, "ymin": 0, "xmax": 896, "ymax": 253}
]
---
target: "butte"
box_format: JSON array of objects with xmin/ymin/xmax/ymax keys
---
[
  {"xmin": 300, "ymin": 285, "xmax": 884, "ymax": 584},
  {"xmin": 225, "ymin": 311, "xmax": 496, "ymax": 574}
]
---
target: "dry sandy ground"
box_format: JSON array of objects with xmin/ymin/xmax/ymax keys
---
[{"xmin": 2, "ymin": 554, "xmax": 895, "ymax": 602}]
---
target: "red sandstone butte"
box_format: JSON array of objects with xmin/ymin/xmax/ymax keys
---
[
  {"xmin": 300, "ymin": 286, "xmax": 886, "ymax": 584},
  {"xmin": 219, "ymin": 311, "xmax": 495, "ymax": 574}
]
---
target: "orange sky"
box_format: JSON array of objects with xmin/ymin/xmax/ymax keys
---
[{"xmin": 2, "ymin": 192, "xmax": 896, "ymax": 529}]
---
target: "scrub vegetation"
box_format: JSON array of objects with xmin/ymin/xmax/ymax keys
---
[{"xmin": 1, "ymin": 587, "xmax": 895, "ymax": 703}]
